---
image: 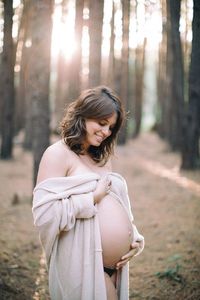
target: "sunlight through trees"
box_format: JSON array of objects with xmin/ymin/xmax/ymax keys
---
[{"xmin": 0, "ymin": 0, "xmax": 199, "ymax": 181}]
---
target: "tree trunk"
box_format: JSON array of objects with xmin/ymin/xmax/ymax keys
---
[
  {"xmin": 107, "ymin": 0, "xmax": 115, "ymax": 88},
  {"xmin": 0, "ymin": 0, "xmax": 15, "ymax": 159},
  {"xmin": 113, "ymin": 2, "xmax": 122, "ymax": 97},
  {"xmin": 168, "ymin": 0, "xmax": 184, "ymax": 149},
  {"xmin": 156, "ymin": 0, "xmax": 167, "ymax": 137},
  {"xmin": 181, "ymin": 0, "xmax": 200, "ymax": 169},
  {"xmin": 88, "ymin": 0, "xmax": 104, "ymax": 87},
  {"xmin": 133, "ymin": 39, "xmax": 146, "ymax": 138},
  {"xmin": 118, "ymin": 0, "xmax": 130, "ymax": 145},
  {"xmin": 23, "ymin": 1, "xmax": 36, "ymax": 149},
  {"xmin": 15, "ymin": 1, "xmax": 31, "ymax": 137},
  {"xmin": 54, "ymin": 0, "xmax": 70, "ymax": 128},
  {"xmin": 68, "ymin": 0, "xmax": 84, "ymax": 99},
  {"xmin": 163, "ymin": 0, "xmax": 173, "ymax": 143},
  {"xmin": 26, "ymin": 0, "xmax": 53, "ymax": 185}
]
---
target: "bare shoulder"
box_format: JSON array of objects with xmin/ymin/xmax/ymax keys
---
[{"xmin": 36, "ymin": 140, "xmax": 76, "ymax": 184}]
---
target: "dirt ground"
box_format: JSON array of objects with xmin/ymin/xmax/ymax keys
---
[{"xmin": 0, "ymin": 132, "xmax": 200, "ymax": 300}]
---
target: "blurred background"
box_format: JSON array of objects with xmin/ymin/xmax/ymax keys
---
[
  {"xmin": 0, "ymin": 0, "xmax": 200, "ymax": 299},
  {"xmin": 0, "ymin": 0, "xmax": 199, "ymax": 179}
]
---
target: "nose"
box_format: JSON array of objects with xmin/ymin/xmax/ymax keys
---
[{"xmin": 101, "ymin": 126, "xmax": 111, "ymax": 137}]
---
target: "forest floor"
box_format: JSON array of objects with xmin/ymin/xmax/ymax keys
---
[{"xmin": 0, "ymin": 132, "xmax": 200, "ymax": 300}]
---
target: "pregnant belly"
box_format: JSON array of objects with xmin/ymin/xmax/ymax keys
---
[{"xmin": 98, "ymin": 193, "xmax": 133, "ymax": 268}]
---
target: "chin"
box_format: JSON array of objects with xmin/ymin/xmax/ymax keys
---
[
  {"xmin": 87, "ymin": 136, "xmax": 104, "ymax": 147},
  {"xmin": 90, "ymin": 140, "xmax": 102, "ymax": 147},
  {"xmin": 92, "ymin": 142, "xmax": 101, "ymax": 147}
]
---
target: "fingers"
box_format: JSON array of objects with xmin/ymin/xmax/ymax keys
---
[
  {"xmin": 101, "ymin": 175, "xmax": 111, "ymax": 194},
  {"xmin": 97, "ymin": 176, "xmax": 111, "ymax": 189},
  {"xmin": 100, "ymin": 175, "xmax": 111, "ymax": 185},
  {"xmin": 94, "ymin": 175, "xmax": 112, "ymax": 203},
  {"xmin": 134, "ymin": 240, "xmax": 145, "ymax": 257},
  {"xmin": 107, "ymin": 177, "xmax": 112, "ymax": 190},
  {"xmin": 130, "ymin": 242, "xmax": 141, "ymax": 257},
  {"xmin": 131, "ymin": 242, "xmax": 140, "ymax": 249},
  {"xmin": 121, "ymin": 248, "xmax": 137, "ymax": 260},
  {"xmin": 116, "ymin": 243, "xmax": 141, "ymax": 269},
  {"xmin": 116, "ymin": 258, "xmax": 129, "ymax": 269},
  {"xmin": 130, "ymin": 240, "xmax": 144, "ymax": 257},
  {"xmin": 120, "ymin": 243, "xmax": 139, "ymax": 260},
  {"xmin": 116, "ymin": 251, "xmax": 134, "ymax": 269},
  {"xmin": 106, "ymin": 183, "xmax": 111, "ymax": 194},
  {"xmin": 104, "ymin": 176, "xmax": 112, "ymax": 187}
]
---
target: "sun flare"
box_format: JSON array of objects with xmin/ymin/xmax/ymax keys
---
[{"xmin": 51, "ymin": 3, "xmax": 76, "ymax": 61}]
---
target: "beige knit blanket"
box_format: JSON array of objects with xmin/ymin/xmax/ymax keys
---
[{"xmin": 32, "ymin": 172, "xmax": 144, "ymax": 300}]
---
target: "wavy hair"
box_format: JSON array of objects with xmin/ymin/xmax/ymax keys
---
[{"xmin": 60, "ymin": 86, "xmax": 125, "ymax": 164}]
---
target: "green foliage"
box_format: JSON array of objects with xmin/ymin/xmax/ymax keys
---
[
  {"xmin": 167, "ymin": 253, "xmax": 182, "ymax": 262},
  {"xmin": 155, "ymin": 264, "xmax": 184, "ymax": 283}
]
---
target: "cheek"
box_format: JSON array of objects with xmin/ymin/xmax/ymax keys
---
[
  {"xmin": 86, "ymin": 122, "xmax": 98, "ymax": 135},
  {"xmin": 91, "ymin": 123, "xmax": 101, "ymax": 132}
]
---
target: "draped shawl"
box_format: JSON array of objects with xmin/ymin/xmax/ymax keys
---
[{"xmin": 32, "ymin": 172, "xmax": 144, "ymax": 300}]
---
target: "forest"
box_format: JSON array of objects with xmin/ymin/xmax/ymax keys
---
[{"xmin": 0, "ymin": 0, "xmax": 200, "ymax": 299}]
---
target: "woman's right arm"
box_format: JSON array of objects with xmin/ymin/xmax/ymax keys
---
[{"xmin": 33, "ymin": 144, "xmax": 97, "ymax": 262}]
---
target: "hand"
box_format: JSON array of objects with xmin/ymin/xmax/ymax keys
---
[
  {"xmin": 116, "ymin": 242, "xmax": 140, "ymax": 269},
  {"xmin": 93, "ymin": 175, "xmax": 111, "ymax": 204},
  {"xmin": 132, "ymin": 224, "xmax": 145, "ymax": 256},
  {"xmin": 133, "ymin": 238, "xmax": 145, "ymax": 257}
]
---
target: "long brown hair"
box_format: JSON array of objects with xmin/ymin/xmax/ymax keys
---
[{"xmin": 60, "ymin": 86, "xmax": 125, "ymax": 164}]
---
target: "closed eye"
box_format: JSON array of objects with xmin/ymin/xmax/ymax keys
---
[
  {"xmin": 99, "ymin": 122, "xmax": 114, "ymax": 131},
  {"xmin": 98, "ymin": 118, "xmax": 116, "ymax": 133},
  {"xmin": 98, "ymin": 121, "xmax": 107, "ymax": 126}
]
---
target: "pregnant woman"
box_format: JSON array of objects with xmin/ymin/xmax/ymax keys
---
[{"xmin": 32, "ymin": 86, "xmax": 144, "ymax": 300}]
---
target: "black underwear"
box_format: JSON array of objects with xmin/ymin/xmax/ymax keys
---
[{"xmin": 104, "ymin": 267, "xmax": 116, "ymax": 277}]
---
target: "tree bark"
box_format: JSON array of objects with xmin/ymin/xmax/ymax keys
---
[
  {"xmin": 133, "ymin": 39, "xmax": 146, "ymax": 138},
  {"xmin": 156, "ymin": 0, "xmax": 167, "ymax": 137},
  {"xmin": 54, "ymin": 0, "xmax": 70, "ymax": 128},
  {"xmin": 168, "ymin": 0, "xmax": 184, "ymax": 149},
  {"xmin": 107, "ymin": 0, "xmax": 115, "ymax": 87},
  {"xmin": 26, "ymin": 0, "xmax": 53, "ymax": 185},
  {"xmin": 0, "ymin": 0, "xmax": 15, "ymax": 159},
  {"xmin": 162, "ymin": 0, "xmax": 173, "ymax": 142},
  {"xmin": 88, "ymin": 0, "xmax": 104, "ymax": 87},
  {"xmin": 68, "ymin": 0, "xmax": 84, "ymax": 99},
  {"xmin": 23, "ymin": 1, "xmax": 38, "ymax": 150},
  {"xmin": 181, "ymin": 0, "xmax": 200, "ymax": 169},
  {"xmin": 15, "ymin": 1, "xmax": 31, "ymax": 139},
  {"xmin": 118, "ymin": 0, "xmax": 130, "ymax": 144}
]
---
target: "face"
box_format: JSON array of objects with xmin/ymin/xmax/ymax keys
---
[{"xmin": 83, "ymin": 112, "xmax": 117, "ymax": 149}]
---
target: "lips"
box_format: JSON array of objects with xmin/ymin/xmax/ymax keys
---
[{"xmin": 95, "ymin": 134, "xmax": 104, "ymax": 143}]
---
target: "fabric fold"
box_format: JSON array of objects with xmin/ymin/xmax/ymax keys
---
[{"xmin": 32, "ymin": 172, "xmax": 144, "ymax": 300}]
